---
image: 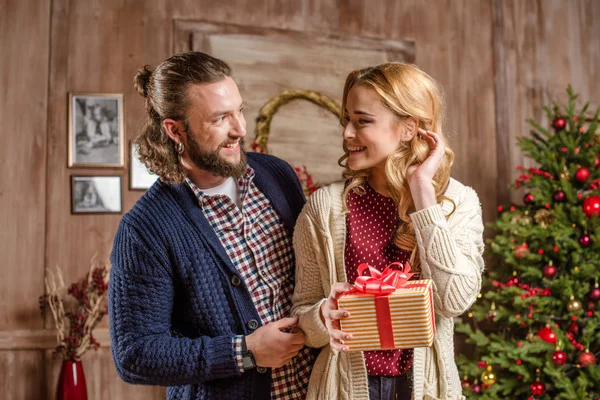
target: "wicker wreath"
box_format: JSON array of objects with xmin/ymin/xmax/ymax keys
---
[{"xmin": 253, "ymin": 89, "xmax": 342, "ymax": 154}]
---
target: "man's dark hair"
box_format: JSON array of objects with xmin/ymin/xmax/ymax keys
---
[{"xmin": 133, "ymin": 52, "xmax": 232, "ymax": 183}]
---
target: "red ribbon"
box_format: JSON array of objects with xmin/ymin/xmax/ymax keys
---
[
  {"xmin": 353, "ymin": 262, "xmax": 415, "ymax": 295},
  {"xmin": 343, "ymin": 262, "xmax": 415, "ymax": 349}
]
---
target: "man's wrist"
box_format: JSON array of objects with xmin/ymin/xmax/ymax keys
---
[
  {"xmin": 241, "ymin": 336, "xmax": 257, "ymax": 370},
  {"xmin": 233, "ymin": 335, "xmax": 245, "ymax": 372}
]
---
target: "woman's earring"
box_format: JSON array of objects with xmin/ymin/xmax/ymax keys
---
[{"xmin": 176, "ymin": 142, "xmax": 184, "ymax": 155}]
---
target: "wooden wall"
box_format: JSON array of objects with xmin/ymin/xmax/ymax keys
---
[{"xmin": 0, "ymin": 0, "xmax": 598, "ymax": 398}]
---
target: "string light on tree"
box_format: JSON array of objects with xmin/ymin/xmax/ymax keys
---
[{"xmin": 487, "ymin": 302, "xmax": 497, "ymax": 321}]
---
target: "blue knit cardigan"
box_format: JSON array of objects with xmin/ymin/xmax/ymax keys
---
[{"xmin": 109, "ymin": 153, "xmax": 306, "ymax": 399}]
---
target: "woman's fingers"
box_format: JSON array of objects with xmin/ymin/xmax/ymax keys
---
[
  {"xmin": 330, "ymin": 282, "xmax": 353, "ymax": 298},
  {"xmin": 326, "ymin": 309, "xmax": 350, "ymax": 320},
  {"xmin": 329, "ymin": 327, "xmax": 352, "ymax": 351}
]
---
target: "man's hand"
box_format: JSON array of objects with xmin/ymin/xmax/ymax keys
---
[{"xmin": 244, "ymin": 317, "xmax": 305, "ymax": 368}]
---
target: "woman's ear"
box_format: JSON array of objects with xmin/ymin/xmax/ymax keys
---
[
  {"xmin": 162, "ymin": 119, "xmax": 186, "ymax": 143},
  {"xmin": 399, "ymin": 117, "xmax": 419, "ymax": 141}
]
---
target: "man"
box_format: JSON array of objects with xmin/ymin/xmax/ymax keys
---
[{"xmin": 109, "ymin": 51, "xmax": 316, "ymax": 399}]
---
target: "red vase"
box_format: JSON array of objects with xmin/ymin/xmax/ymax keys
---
[{"xmin": 56, "ymin": 360, "xmax": 88, "ymax": 400}]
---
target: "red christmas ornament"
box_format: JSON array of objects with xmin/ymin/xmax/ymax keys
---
[
  {"xmin": 579, "ymin": 351, "xmax": 596, "ymax": 366},
  {"xmin": 524, "ymin": 193, "xmax": 534, "ymax": 204},
  {"xmin": 461, "ymin": 378, "xmax": 471, "ymax": 389},
  {"xmin": 552, "ymin": 350, "xmax": 567, "ymax": 365},
  {"xmin": 472, "ymin": 384, "xmax": 481, "ymax": 394},
  {"xmin": 477, "ymin": 361, "xmax": 487, "ymax": 369},
  {"xmin": 579, "ymin": 234, "xmax": 592, "ymax": 247},
  {"xmin": 530, "ymin": 381, "xmax": 545, "ymax": 396},
  {"xmin": 552, "ymin": 117, "xmax": 567, "ymax": 131},
  {"xmin": 514, "ymin": 243, "xmax": 529, "ymax": 259},
  {"xmin": 568, "ymin": 321, "xmax": 579, "ymax": 335},
  {"xmin": 583, "ymin": 196, "xmax": 600, "ymax": 218},
  {"xmin": 537, "ymin": 326, "xmax": 557, "ymax": 344},
  {"xmin": 553, "ymin": 190, "xmax": 566, "ymax": 202},
  {"xmin": 595, "ymin": 154, "xmax": 600, "ymax": 168},
  {"xmin": 543, "ymin": 264, "xmax": 557, "ymax": 278},
  {"xmin": 575, "ymin": 167, "xmax": 591, "ymax": 182},
  {"xmin": 589, "ymin": 286, "xmax": 600, "ymax": 302}
]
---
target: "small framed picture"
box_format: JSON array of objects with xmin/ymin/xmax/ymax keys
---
[
  {"xmin": 68, "ymin": 93, "xmax": 124, "ymax": 168},
  {"xmin": 71, "ymin": 176, "xmax": 122, "ymax": 214},
  {"xmin": 130, "ymin": 142, "xmax": 158, "ymax": 190}
]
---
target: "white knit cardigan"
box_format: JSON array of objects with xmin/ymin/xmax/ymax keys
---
[{"xmin": 291, "ymin": 179, "xmax": 485, "ymax": 400}]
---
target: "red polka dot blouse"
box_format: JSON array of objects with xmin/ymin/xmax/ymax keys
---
[{"xmin": 344, "ymin": 183, "xmax": 414, "ymax": 376}]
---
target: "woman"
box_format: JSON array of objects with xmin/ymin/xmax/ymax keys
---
[{"xmin": 291, "ymin": 63, "xmax": 485, "ymax": 400}]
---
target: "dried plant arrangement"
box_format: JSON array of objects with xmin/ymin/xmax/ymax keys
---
[{"xmin": 39, "ymin": 256, "xmax": 110, "ymax": 360}]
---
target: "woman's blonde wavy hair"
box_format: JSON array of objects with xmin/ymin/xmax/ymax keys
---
[{"xmin": 338, "ymin": 63, "xmax": 455, "ymax": 270}]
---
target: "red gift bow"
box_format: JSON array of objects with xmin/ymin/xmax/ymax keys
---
[
  {"xmin": 342, "ymin": 262, "xmax": 420, "ymax": 350},
  {"xmin": 353, "ymin": 262, "xmax": 415, "ymax": 296}
]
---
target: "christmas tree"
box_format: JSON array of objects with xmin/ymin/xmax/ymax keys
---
[{"xmin": 455, "ymin": 87, "xmax": 600, "ymax": 399}]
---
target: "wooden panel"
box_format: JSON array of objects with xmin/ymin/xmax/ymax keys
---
[
  {"xmin": 44, "ymin": 0, "xmax": 172, "ymax": 334},
  {"xmin": 177, "ymin": 20, "xmax": 414, "ymax": 186},
  {"xmin": 494, "ymin": 0, "xmax": 600, "ymax": 204},
  {"xmin": 382, "ymin": 0, "xmax": 497, "ymax": 221},
  {"xmin": 0, "ymin": 0, "xmax": 50, "ymax": 330},
  {"xmin": 0, "ymin": 328, "xmax": 110, "ymax": 350},
  {"xmin": 0, "ymin": 351, "xmax": 46, "ymax": 400},
  {"xmin": 44, "ymin": 349, "xmax": 166, "ymax": 400}
]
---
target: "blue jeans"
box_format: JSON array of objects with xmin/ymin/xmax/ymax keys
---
[{"xmin": 368, "ymin": 373, "xmax": 412, "ymax": 400}]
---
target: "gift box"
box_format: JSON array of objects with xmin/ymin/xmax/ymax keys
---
[{"xmin": 338, "ymin": 263, "xmax": 435, "ymax": 351}]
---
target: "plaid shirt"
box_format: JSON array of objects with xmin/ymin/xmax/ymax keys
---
[{"xmin": 186, "ymin": 168, "xmax": 314, "ymax": 399}]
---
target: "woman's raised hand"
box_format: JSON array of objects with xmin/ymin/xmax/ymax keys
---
[{"xmin": 407, "ymin": 128, "xmax": 446, "ymax": 185}]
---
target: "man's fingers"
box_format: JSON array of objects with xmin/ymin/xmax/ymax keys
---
[
  {"xmin": 286, "ymin": 331, "xmax": 306, "ymax": 345},
  {"xmin": 286, "ymin": 343, "xmax": 304, "ymax": 355},
  {"xmin": 272, "ymin": 317, "xmax": 299, "ymax": 329}
]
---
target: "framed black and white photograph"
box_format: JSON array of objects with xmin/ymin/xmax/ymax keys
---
[
  {"xmin": 71, "ymin": 176, "xmax": 122, "ymax": 214},
  {"xmin": 130, "ymin": 141, "xmax": 158, "ymax": 190},
  {"xmin": 68, "ymin": 93, "xmax": 124, "ymax": 168}
]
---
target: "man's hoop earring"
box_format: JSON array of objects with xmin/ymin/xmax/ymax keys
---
[{"xmin": 176, "ymin": 142, "xmax": 184, "ymax": 155}]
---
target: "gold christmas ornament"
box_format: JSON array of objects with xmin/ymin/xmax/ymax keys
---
[
  {"xmin": 511, "ymin": 212, "xmax": 533, "ymax": 225},
  {"xmin": 567, "ymin": 296, "xmax": 583, "ymax": 312},
  {"xmin": 481, "ymin": 365, "xmax": 497, "ymax": 386},
  {"xmin": 534, "ymin": 209, "xmax": 555, "ymax": 228}
]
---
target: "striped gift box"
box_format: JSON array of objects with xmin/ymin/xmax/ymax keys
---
[{"xmin": 338, "ymin": 279, "xmax": 435, "ymax": 351}]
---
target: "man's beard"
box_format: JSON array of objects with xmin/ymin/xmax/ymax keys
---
[{"xmin": 187, "ymin": 134, "xmax": 248, "ymax": 180}]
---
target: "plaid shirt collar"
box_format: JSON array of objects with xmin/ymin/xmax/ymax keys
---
[{"xmin": 185, "ymin": 167, "xmax": 255, "ymax": 209}]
